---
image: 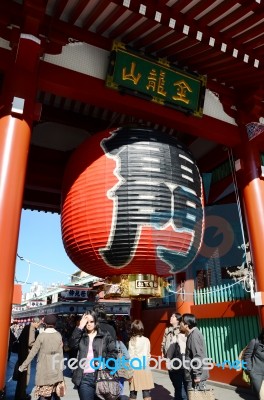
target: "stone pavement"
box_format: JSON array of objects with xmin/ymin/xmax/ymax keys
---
[{"xmin": 5, "ymin": 353, "xmax": 257, "ymax": 400}]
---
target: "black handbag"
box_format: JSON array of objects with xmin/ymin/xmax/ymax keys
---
[{"xmin": 95, "ymin": 339, "xmax": 121, "ymax": 400}]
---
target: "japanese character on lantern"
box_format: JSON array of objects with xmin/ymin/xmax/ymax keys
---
[{"xmin": 99, "ymin": 128, "xmax": 203, "ymax": 273}]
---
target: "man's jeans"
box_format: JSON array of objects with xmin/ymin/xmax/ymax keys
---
[{"xmin": 169, "ymin": 368, "xmax": 188, "ymax": 400}]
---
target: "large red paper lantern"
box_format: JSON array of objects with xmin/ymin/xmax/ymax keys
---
[{"xmin": 61, "ymin": 127, "xmax": 204, "ymax": 279}]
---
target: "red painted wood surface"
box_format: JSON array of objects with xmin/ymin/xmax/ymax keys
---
[
  {"xmin": 191, "ymin": 300, "xmax": 257, "ymax": 318},
  {"xmin": 12, "ymin": 284, "xmax": 22, "ymax": 305}
]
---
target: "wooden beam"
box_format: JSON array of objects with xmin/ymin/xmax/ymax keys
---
[
  {"xmin": 38, "ymin": 61, "xmax": 241, "ymax": 147},
  {"xmin": 198, "ymin": 145, "xmax": 229, "ymax": 172},
  {"xmin": 40, "ymin": 104, "xmax": 110, "ymax": 132},
  {"xmin": 23, "ymin": 190, "xmax": 61, "ymax": 213}
]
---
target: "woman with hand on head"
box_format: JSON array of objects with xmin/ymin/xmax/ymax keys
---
[{"xmin": 69, "ymin": 310, "xmax": 118, "ymax": 400}]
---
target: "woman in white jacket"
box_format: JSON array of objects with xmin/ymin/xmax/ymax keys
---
[{"xmin": 128, "ymin": 320, "xmax": 154, "ymax": 400}]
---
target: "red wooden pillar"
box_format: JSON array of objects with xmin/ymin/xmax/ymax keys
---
[
  {"xmin": 237, "ymin": 125, "xmax": 264, "ymax": 328},
  {"xmin": 175, "ymin": 268, "xmax": 194, "ymax": 315},
  {"xmin": 0, "ymin": 34, "xmax": 41, "ymax": 392}
]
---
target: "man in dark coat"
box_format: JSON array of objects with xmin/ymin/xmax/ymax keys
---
[
  {"xmin": 244, "ymin": 328, "xmax": 264, "ymax": 397},
  {"xmin": 14, "ymin": 317, "xmax": 41, "ymax": 400},
  {"xmin": 8, "ymin": 325, "xmax": 17, "ymax": 361},
  {"xmin": 180, "ymin": 313, "xmax": 209, "ymax": 390},
  {"xmin": 93, "ymin": 304, "xmax": 116, "ymax": 340}
]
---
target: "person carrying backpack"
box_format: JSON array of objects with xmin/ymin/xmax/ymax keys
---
[
  {"xmin": 161, "ymin": 313, "xmax": 187, "ymax": 400},
  {"xmin": 244, "ymin": 328, "xmax": 264, "ymax": 399}
]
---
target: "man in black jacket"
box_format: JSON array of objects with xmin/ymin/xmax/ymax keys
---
[
  {"xmin": 93, "ymin": 305, "xmax": 116, "ymax": 340},
  {"xmin": 180, "ymin": 313, "xmax": 209, "ymax": 390}
]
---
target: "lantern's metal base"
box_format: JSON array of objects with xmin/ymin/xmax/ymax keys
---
[
  {"xmin": 104, "ymin": 274, "xmax": 165, "ymax": 298},
  {"xmin": 0, "ymin": 388, "xmax": 6, "ymax": 399}
]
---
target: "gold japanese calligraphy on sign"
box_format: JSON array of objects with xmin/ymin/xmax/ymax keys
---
[{"xmin": 106, "ymin": 41, "xmax": 206, "ymax": 117}]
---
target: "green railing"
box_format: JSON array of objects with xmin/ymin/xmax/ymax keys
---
[
  {"xmin": 194, "ymin": 283, "xmax": 250, "ymax": 305},
  {"xmin": 198, "ymin": 316, "xmax": 260, "ymax": 364},
  {"xmin": 211, "ymin": 160, "xmax": 231, "ymax": 184}
]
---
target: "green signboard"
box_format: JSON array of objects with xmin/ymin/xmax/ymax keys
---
[{"xmin": 106, "ymin": 42, "xmax": 206, "ymax": 118}]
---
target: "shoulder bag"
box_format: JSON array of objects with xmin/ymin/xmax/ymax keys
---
[
  {"xmin": 163, "ymin": 327, "xmax": 173, "ymax": 356},
  {"xmin": 95, "ymin": 339, "xmax": 121, "ymax": 400},
  {"xmin": 116, "ymin": 341, "xmax": 133, "ymax": 380},
  {"xmin": 188, "ymin": 383, "xmax": 215, "ymax": 400},
  {"xmin": 241, "ymin": 338, "xmax": 259, "ymax": 384}
]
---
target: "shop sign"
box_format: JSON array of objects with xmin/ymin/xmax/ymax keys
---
[
  {"xmin": 104, "ymin": 305, "xmax": 130, "ymax": 314},
  {"xmin": 60, "ymin": 289, "xmax": 94, "ymax": 300},
  {"xmin": 27, "ymin": 300, "xmax": 47, "ymax": 308},
  {"xmin": 12, "ymin": 305, "xmax": 27, "ymax": 312}
]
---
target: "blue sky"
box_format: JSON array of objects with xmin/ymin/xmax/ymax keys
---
[{"xmin": 15, "ymin": 210, "xmax": 78, "ymax": 293}]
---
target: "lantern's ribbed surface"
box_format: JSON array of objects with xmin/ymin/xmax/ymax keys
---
[{"xmin": 61, "ymin": 127, "xmax": 204, "ymax": 278}]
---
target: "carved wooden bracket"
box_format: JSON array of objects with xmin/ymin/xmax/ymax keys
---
[{"xmin": 235, "ymin": 88, "xmax": 264, "ymax": 126}]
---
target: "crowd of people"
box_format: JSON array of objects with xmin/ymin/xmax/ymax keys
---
[
  {"xmin": 8, "ymin": 309, "xmax": 264, "ymax": 400},
  {"xmin": 9, "ymin": 306, "xmax": 133, "ymax": 400}
]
